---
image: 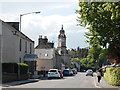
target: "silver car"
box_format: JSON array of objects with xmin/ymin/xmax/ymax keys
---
[
  {"xmin": 86, "ymin": 69, "xmax": 93, "ymax": 76},
  {"xmin": 48, "ymin": 69, "xmax": 60, "ymax": 79}
]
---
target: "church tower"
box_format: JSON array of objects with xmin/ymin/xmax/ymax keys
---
[{"xmin": 58, "ymin": 25, "xmax": 67, "ymax": 55}]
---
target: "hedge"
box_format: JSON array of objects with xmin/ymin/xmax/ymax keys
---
[
  {"xmin": 2, "ymin": 63, "xmax": 28, "ymax": 74},
  {"xmin": 18, "ymin": 63, "xmax": 29, "ymax": 74},
  {"xmin": 104, "ymin": 67, "xmax": 120, "ymax": 86}
]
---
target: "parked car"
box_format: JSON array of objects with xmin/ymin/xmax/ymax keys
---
[
  {"xmin": 72, "ymin": 69, "xmax": 77, "ymax": 74},
  {"xmin": 48, "ymin": 69, "xmax": 60, "ymax": 79},
  {"xmin": 58, "ymin": 70, "xmax": 63, "ymax": 78},
  {"xmin": 63, "ymin": 69, "xmax": 73, "ymax": 76},
  {"xmin": 86, "ymin": 69, "xmax": 93, "ymax": 76}
]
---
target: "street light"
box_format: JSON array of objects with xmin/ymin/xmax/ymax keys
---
[
  {"xmin": 19, "ymin": 11, "xmax": 41, "ymax": 31},
  {"xmin": 18, "ymin": 11, "xmax": 41, "ymax": 80}
]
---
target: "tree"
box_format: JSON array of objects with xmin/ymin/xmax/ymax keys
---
[
  {"xmin": 76, "ymin": 2, "xmax": 120, "ymax": 63},
  {"xmin": 68, "ymin": 48, "xmax": 88, "ymax": 59}
]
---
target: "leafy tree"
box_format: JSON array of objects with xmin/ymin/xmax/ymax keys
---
[
  {"xmin": 76, "ymin": 2, "xmax": 120, "ymax": 63},
  {"xmin": 68, "ymin": 48, "xmax": 88, "ymax": 59}
]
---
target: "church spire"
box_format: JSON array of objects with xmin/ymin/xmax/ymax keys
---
[{"xmin": 61, "ymin": 25, "xmax": 63, "ymax": 30}]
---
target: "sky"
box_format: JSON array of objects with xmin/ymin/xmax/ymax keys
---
[{"xmin": 0, "ymin": 0, "xmax": 89, "ymax": 49}]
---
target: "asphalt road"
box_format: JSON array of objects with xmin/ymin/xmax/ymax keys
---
[{"xmin": 7, "ymin": 72, "xmax": 96, "ymax": 88}]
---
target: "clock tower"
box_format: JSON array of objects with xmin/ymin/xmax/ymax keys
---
[{"xmin": 58, "ymin": 25, "xmax": 67, "ymax": 55}]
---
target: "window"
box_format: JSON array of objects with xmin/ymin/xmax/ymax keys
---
[
  {"xmin": 19, "ymin": 57, "xmax": 22, "ymax": 63},
  {"xmin": 25, "ymin": 41, "xmax": 27, "ymax": 53},
  {"xmin": 30, "ymin": 43, "xmax": 32, "ymax": 54},
  {"xmin": 45, "ymin": 54, "xmax": 48, "ymax": 56},
  {"xmin": 19, "ymin": 39, "xmax": 22, "ymax": 51}
]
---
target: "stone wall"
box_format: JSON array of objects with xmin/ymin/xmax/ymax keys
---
[{"xmin": 2, "ymin": 73, "xmax": 29, "ymax": 83}]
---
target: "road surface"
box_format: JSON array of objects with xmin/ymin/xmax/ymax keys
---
[{"xmin": 5, "ymin": 72, "xmax": 97, "ymax": 88}]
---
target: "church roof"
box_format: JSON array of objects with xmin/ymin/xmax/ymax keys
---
[{"xmin": 59, "ymin": 25, "xmax": 66, "ymax": 38}]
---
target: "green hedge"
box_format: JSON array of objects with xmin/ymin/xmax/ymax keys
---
[
  {"xmin": 2, "ymin": 63, "xmax": 28, "ymax": 74},
  {"xmin": 17, "ymin": 63, "xmax": 28, "ymax": 74},
  {"xmin": 104, "ymin": 67, "xmax": 120, "ymax": 86}
]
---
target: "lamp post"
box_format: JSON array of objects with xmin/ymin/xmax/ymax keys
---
[
  {"xmin": 19, "ymin": 11, "xmax": 41, "ymax": 32},
  {"xmin": 18, "ymin": 11, "xmax": 41, "ymax": 80}
]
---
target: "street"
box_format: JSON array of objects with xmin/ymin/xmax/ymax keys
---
[{"xmin": 7, "ymin": 72, "xmax": 96, "ymax": 88}]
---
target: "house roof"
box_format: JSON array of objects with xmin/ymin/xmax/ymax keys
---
[{"xmin": 1, "ymin": 20, "xmax": 34, "ymax": 43}]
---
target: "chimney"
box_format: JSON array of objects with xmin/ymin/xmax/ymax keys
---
[
  {"xmin": 38, "ymin": 35, "xmax": 42, "ymax": 45},
  {"xmin": 39, "ymin": 35, "xmax": 42, "ymax": 38},
  {"xmin": 6, "ymin": 22, "xmax": 19, "ymax": 30},
  {"xmin": 44, "ymin": 36, "xmax": 47, "ymax": 39}
]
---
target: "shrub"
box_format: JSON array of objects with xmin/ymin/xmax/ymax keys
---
[
  {"xmin": 17, "ymin": 63, "xmax": 28, "ymax": 74},
  {"xmin": 104, "ymin": 67, "xmax": 120, "ymax": 86}
]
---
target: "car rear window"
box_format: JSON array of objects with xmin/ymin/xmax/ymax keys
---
[
  {"xmin": 63, "ymin": 70, "xmax": 69, "ymax": 72},
  {"xmin": 87, "ymin": 70, "xmax": 93, "ymax": 72},
  {"xmin": 49, "ymin": 70, "xmax": 57, "ymax": 72}
]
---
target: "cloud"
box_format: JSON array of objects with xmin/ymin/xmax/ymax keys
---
[
  {"xmin": 19, "ymin": 14, "xmax": 89, "ymax": 48},
  {"xmin": 0, "ymin": 13, "xmax": 89, "ymax": 48},
  {"xmin": 0, "ymin": 1, "xmax": 89, "ymax": 49}
]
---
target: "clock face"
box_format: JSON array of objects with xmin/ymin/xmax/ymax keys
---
[{"xmin": 59, "ymin": 38, "xmax": 65, "ymax": 42}]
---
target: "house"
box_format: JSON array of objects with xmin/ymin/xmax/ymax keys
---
[
  {"xmin": 35, "ymin": 36, "xmax": 62, "ymax": 74},
  {"xmin": 35, "ymin": 48, "xmax": 56, "ymax": 71},
  {"xmin": 0, "ymin": 20, "xmax": 37, "ymax": 75},
  {"xmin": 71, "ymin": 60, "xmax": 80, "ymax": 72}
]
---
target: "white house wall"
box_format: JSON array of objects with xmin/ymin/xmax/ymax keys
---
[
  {"xmin": 1, "ymin": 21, "xmax": 34, "ymax": 63},
  {"xmin": 35, "ymin": 48, "xmax": 55, "ymax": 71},
  {"xmin": 36, "ymin": 59, "xmax": 53, "ymax": 71}
]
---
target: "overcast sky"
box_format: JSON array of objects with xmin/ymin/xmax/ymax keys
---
[{"xmin": 0, "ymin": 0, "xmax": 89, "ymax": 49}]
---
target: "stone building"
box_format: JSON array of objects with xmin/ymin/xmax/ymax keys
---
[
  {"xmin": 35, "ymin": 35, "xmax": 62, "ymax": 73},
  {"xmin": 57, "ymin": 25, "xmax": 71, "ymax": 68}
]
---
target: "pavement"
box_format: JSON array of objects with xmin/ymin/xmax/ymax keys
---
[
  {"xmin": 0, "ymin": 78, "xmax": 40, "ymax": 87},
  {"xmin": 93, "ymin": 73, "xmax": 120, "ymax": 89}
]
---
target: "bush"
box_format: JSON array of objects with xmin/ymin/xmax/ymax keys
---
[
  {"xmin": 2, "ymin": 63, "xmax": 28, "ymax": 74},
  {"xmin": 18, "ymin": 63, "xmax": 28, "ymax": 74},
  {"xmin": 17, "ymin": 63, "xmax": 28, "ymax": 74},
  {"xmin": 104, "ymin": 67, "xmax": 120, "ymax": 86}
]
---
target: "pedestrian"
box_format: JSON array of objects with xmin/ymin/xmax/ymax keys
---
[{"xmin": 97, "ymin": 70, "xmax": 102, "ymax": 83}]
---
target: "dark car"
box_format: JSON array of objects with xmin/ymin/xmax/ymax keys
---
[
  {"xmin": 63, "ymin": 69, "xmax": 73, "ymax": 76},
  {"xmin": 58, "ymin": 70, "xmax": 63, "ymax": 78}
]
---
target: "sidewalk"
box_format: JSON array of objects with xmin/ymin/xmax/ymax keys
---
[
  {"xmin": 0, "ymin": 79, "xmax": 40, "ymax": 87},
  {"xmin": 94, "ymin": 73, "xmax": 120, "ymax": 88}
]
